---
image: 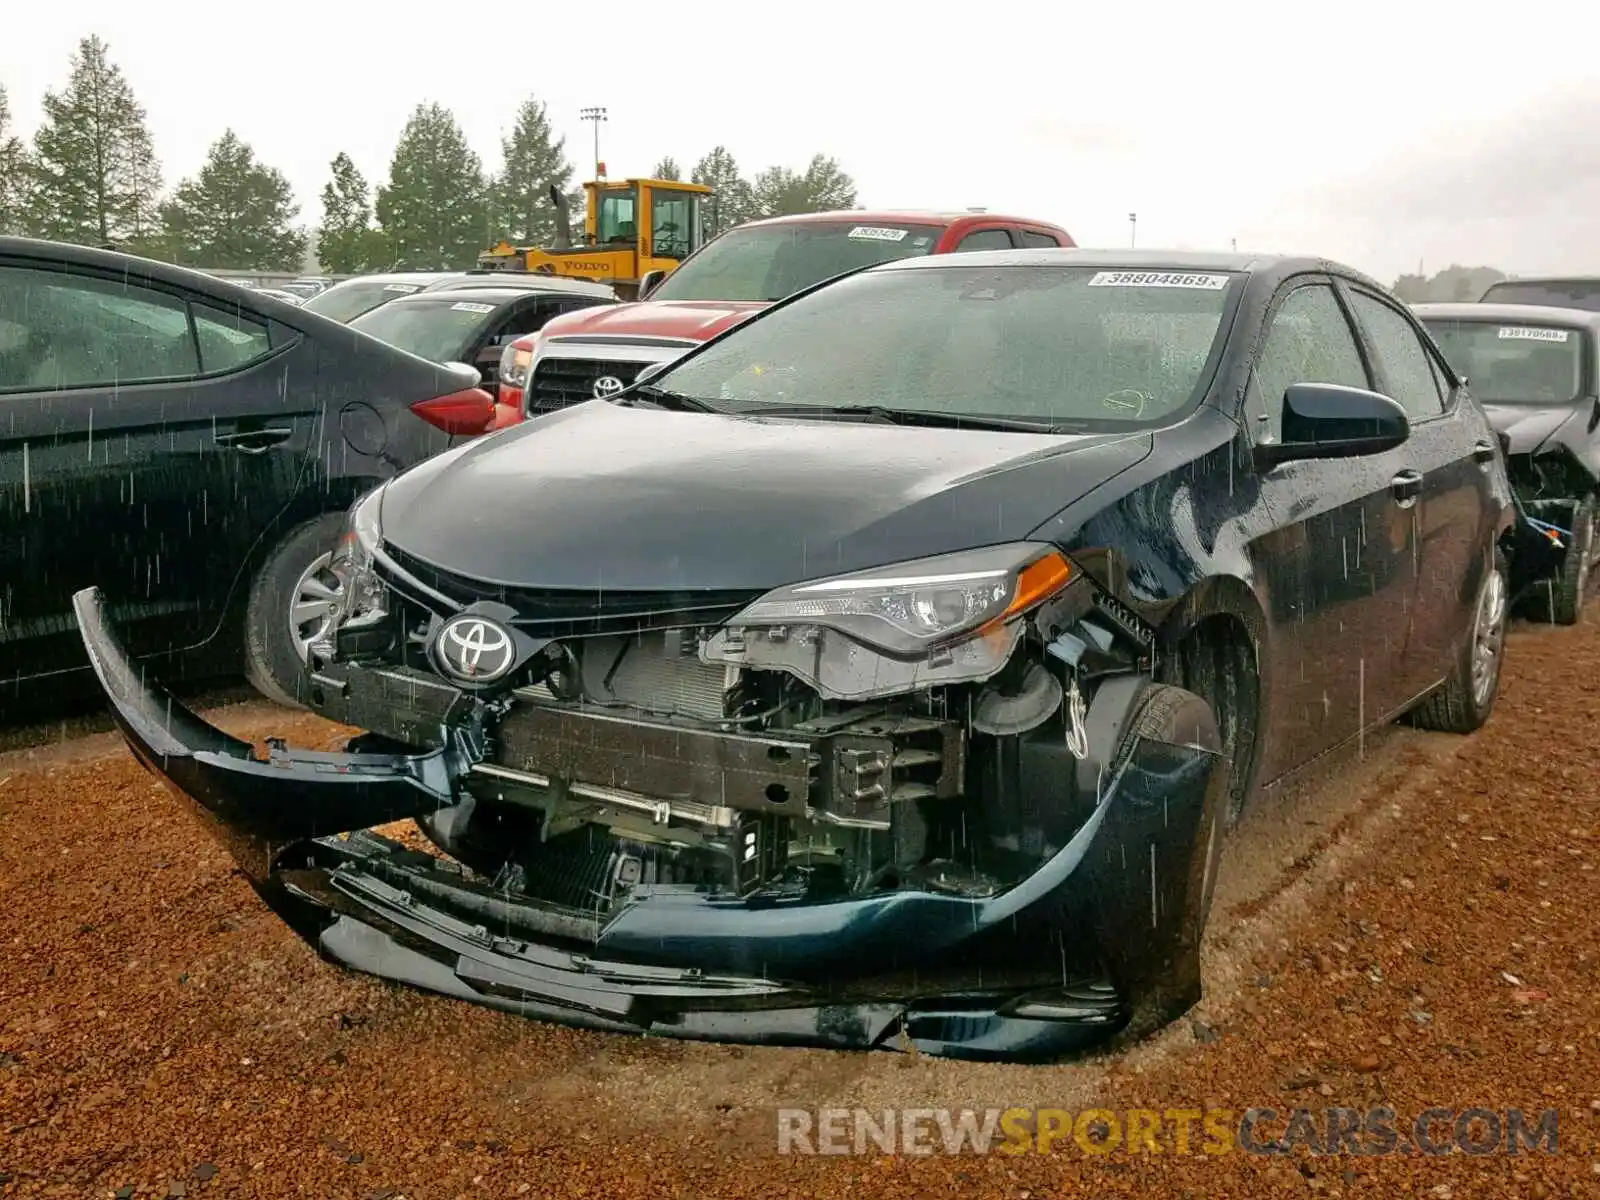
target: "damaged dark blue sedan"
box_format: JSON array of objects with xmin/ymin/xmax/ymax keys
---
[{"xmin": 75, "ymin": 249, "xmax": 1515, "ymax": 1063}]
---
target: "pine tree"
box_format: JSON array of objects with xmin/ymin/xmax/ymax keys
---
[
  {"xmin": 376, "ymin": 102, "xmax": 488, "ymax": 269},
  {"xmin": 652, "ymin": 156, "xmax": 681, "ymax": 181},
  {"xmin": 491, "ymin": 97, "xmax": 574, "ymax": 246},
  {"xmin": 317, "ymin": 152, "xmax": 389, "ymax": 273},
  {"xmin": 690, "ymin": 146, "xmax": 754, "ymax": 235},
  {"xmin": 0, "ymin": 85, "xmax": 29, "ymax": 235},
  {"xmin": 25, "ymin": 35, "xmax": 162, "ymax": 246},
  {"xmin": 157, "ymin": 130, "xmax": 306, "ymax": 270}
]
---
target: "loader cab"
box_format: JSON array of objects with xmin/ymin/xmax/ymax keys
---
[{"xmin": 588, "ymin": 179, "xmax": 710, "ymax": 266}]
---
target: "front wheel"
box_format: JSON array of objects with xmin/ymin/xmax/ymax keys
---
[
  {"xmin": 1410, "ymin": 546, "xmax": 1509, "ymax": 734},
  {"xmin": 243, "ymin": 512, "xmax": 347, "ymax": 709},
  {"xmin": 1545, "ymin": 497, "xmax": 1595, "ymax": 625}
]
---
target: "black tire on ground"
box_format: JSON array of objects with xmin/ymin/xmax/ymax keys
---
[
  {"xmin": 1545, "ymin": 497, "xmax": 1595, "ymax": 626},
  {"xmin": 1411, "ymin": 545, "xmax": 1509, "ymax": 734},
  {"xmin": 243, "ymin": 512, "xmax": 347, "ymax": 709}
]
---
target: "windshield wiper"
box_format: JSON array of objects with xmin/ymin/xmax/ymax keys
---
[
  {"xmin": 740, "ymin": 403, "xmax": 1068, "ymax": 433},
  {"xmin": 619, "ymin": 384, "xmax": 723, "ymax": 413}
]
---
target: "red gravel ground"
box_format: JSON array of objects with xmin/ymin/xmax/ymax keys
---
[{"xmin": 2, "ymin": 619, "xmax": 1598, "ymax": 1199}]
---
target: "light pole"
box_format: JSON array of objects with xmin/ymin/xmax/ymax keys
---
[
  {"xmin": 1128, "ymin": 212, "xmax": 1137, "ymax": 248},
  {"xmin": 579, "ymin": 106, "xmax": 608, "ymax": 178}
]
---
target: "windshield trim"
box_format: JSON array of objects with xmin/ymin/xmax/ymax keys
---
[{"xmin": 634, "ymin": 261, "xmax": 1248, "ymax": 434}]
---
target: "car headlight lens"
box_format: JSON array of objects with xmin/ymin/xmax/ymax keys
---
[
  {"xmin": 499, "ymin": 342, "xmax": 532, "ymax": 389},
  {"xmin": 727, "ymin": 543, "xmax": 1073, "ymax": 659},
  {"xmin": 330, "ymin": 487, "xmax": 387, "ymax": 629}
]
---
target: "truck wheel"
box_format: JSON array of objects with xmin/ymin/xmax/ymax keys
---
[
  {"xmin": 1411, "ymin": 546, "xmax": 1509, "ymax": 734},
  {"xmin": 1546, "ymin": 498, "xmax": 1594, "ymax": 626},
  {"xmin": 244, "ymin": 512, "xmax": 347, "ymax": 709}
]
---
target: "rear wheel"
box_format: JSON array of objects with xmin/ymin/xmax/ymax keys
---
[
  {"xmin": 1411, "ymin": 546, "xmax": 1508, "ymax": 734},
  {"xmin": 244, "ymin": 512, "xmax": 347, "ymax": 709},
  {"xmin": 1545, "ymin": 497, "xmax": 1594, "ymax": 625}
]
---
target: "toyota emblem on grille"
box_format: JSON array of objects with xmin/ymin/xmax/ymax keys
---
[
  {"xmin": 592, "ymin": 375, "xmax": 626, "ymax": 399},
  {"xmin": 432, "ymin": 615, "xmax": 516, "ymax": 683}
]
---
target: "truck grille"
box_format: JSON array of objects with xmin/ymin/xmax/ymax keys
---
[{"xmin": 526, "ymin": 357, "xmax": 652, "ymax": 412}]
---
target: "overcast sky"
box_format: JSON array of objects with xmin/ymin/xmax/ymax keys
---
[{"xmin": 6, "ymin": 0, "xmax": 1599, "ymax": 283}]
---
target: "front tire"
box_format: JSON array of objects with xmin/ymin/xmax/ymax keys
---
[
  {"xmin": 244, "ymin": 512, "xmax": 347, "ymax": 709},
  {"xmin": 1545, "ymin": 497, "xmax": 1594, "ymax": 626},
  {"xmin": 1411, "ymin": 545, "xmax": 1509, "ymax": 734}
]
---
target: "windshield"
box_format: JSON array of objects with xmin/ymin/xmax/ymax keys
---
[
  {"xmin": 1479, "ymin": 280, "xmax": 1600, "ymax": 311},
  {"xmin": 1422, "ymin": 319, "xmax": 1586, "ymax": 405},
  {"xmin": 348, "ymin": 297, "xmax": 498, "ymax": 362},
  {"xmin": 648, "ymin": 221, "xmax": 946, "ymax": 303},
  {"xmin": 651, "ymin": 264, "xmax": 1238, "ymax": 427},
  {"xmin": 304, "ymin": 280, "xmax": 426, "ymax": 323}
]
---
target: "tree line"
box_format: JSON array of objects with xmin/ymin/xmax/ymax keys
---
[
  {"xmin": 1390, "ymin": 265, "xmax": 1507, "ymax": 303},
  {"xmin": 0, "ymin": 35, "xmax": 861, "ymax": 274}
]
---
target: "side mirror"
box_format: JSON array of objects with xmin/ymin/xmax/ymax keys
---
[
  {"xmin": 639, "ymin": 269, "xmax": 667, "ymax": 297},
  {"xmin": 1253, "ymin": 383, "xmax": 1410, "ymax": 471},
  {"xmin": 633, "ymin": 360, "xmax": 669, "ymax": 387},
  {"xmin": 441, "ymin": 361, "xmax": 483, "ymax": 387}
]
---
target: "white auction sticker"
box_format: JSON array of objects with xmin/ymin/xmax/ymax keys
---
[
  {"xmin": 1498, "ymin": 326, "xmax": 1569, "ymax": 343},
  {"xmin": 1088, "ymin": 271, "xmax": 1230, "ymax": 290},
  {"xmin": 848, "ymin": 226, "xmax": 909, "ymax": 242},
  {"xmin": 383, "ymin": 283, "xmax": 422, "ymax": 293},
  {"xmin": 450, "ymin": 301, "xmax": 496, "ymax": 313}
]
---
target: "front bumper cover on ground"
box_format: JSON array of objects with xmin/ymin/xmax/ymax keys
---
[{"xmin": 72, "ymin": 585, "xmax": 1226, "ymax": 1063}]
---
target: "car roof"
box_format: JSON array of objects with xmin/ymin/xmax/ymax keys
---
[
  {"xmin": 1412, "ymin": 301, "xmax": 1600, "ymax": 332},
  {"xmin": 439, "ymin": 271, "xmax": 616, "ymax": 297},
  {"xmin": 0, "ymin": 235, "xmax": 314, "ymax": 307},
  {"xmin": 1483, "ymin": 275, "xmax": 1600, "ymax": 287},
  {"xmin": 381, "ymin": 285, "xmax": 544, "ymax": 306},
  {"xmin": 736, "ymin": 209, "xmax": 1065, "ymax": 231},
  {"xmin": 865, "ymin": 246, "xmax": 1388, "ymax": 291}
]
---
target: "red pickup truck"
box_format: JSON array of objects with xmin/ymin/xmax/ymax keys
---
[{"xmin": 491, "ymin": 208, "xmax": 1074, "ymax": 425}]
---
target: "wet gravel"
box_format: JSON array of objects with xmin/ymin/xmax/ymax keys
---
[{"xmin": 1, "ymin": 625, "xmax": 1597, "ymax": 1198}]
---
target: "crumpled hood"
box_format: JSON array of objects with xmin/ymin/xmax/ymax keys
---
[
  {"xmin": 1483, "ymin": 402, "xmax": 1589, "ymax": 456},
  {"xmin": 538, "ymin": 299, "xmax": 767, "ymax": 343},
  {"xmin": 379, "ymin": 401, "xmax": 1152, "ymax": 591}
]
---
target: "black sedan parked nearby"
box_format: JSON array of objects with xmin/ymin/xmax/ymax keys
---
[
  {"xmin": 0, "ymin": 237, "xmax": 506, "ymax": 714},
  {"xmin": 1416, "ymin": 301, "xmax": 1600, "ymax": 623},
  {"xmin": 76, "ymin": 249, "xmax": 1514, "ymax": 1063},
  {"xmin": 346, "ymin": 283, "xmax": 615, "ymax": 388}
]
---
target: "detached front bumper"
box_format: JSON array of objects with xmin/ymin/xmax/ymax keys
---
[{"xmin": 72, "ymin": 586, "xmax": 1226, "ymax": 1063}]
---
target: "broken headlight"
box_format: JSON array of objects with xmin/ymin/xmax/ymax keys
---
[
  {"xmin": 701, "ymin": 543, "xmax": 1075, "ymax": 701},
  {"xmin": 330, "ymin": 486, "xmax": 388, "ymax": 630}
]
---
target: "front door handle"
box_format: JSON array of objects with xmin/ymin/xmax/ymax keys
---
[
  {"xmin": 1473, "ymin": 438, "xmax": 1496, "ymax": 464},
  {"xmin": 215, "ymin": 428, "xmax": 292, "ymax": 454},
  {"xmin": 1391, "ymin": 469, "xmax": 1424, "ymax": 504}
]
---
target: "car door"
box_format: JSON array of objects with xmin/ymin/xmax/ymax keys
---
[
  {"xmin": 1342, "ymin": 283, "xmax": 1492, "ymax": 702},
  {"xmin": 0, "ymin": 255, "xmax": 316, "ymax": 697},
  {"xmin": 1241, "ymin": 276, "xmax": 1420, "ymax": 780}
]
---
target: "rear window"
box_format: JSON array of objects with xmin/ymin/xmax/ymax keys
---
[
  {"xmin": 304, "ymin": 281, "xmax": 425, "ymax": 323},
  {"xmin": 1479, "ymin": 280, "xmax": 1600, "ymax": 311},
  {"xmin": 1420, "ymin": 319, "xmax": 1586, "ymax": 405},
  {"xmin": 649, "ymin": 221, "xmax": 946, "ymax": 303},
  {"xmin": 348, "ymin": 298, "xmax": 502, "ymax": 363}
]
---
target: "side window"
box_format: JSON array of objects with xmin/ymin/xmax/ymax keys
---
[
  {"xmin": 954, "ymin": 229, "xmax": 1015, "ymax": 253},
  {"xmin": 649, "ymin": 190, "xmax": 693, "ymax": 260},
  {"xmin": 0, "ymin": 265, "xmax": 200, "ymax": 393},
  {"xmin": 1253, "ymin": 283, "xmax": 1369, "ymax": 441},
  {"xmin": 1347, "ymin": 291, "xmax": 1445, "ymax": 420},
  {"xmin": 1019, "ymin": 229, "xmax": 1064, "ymax": 249},
  {"xmin": 191, "ymin": 302, "xmax": 271, "ymax": 374}
]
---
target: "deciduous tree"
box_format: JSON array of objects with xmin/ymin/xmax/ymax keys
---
[
  {"xmin": 690, "ymin": 145, "xmax": 754, "ymax": 234},
  {"xmin": 749, "ymin": 154, "xmax": 857, "ymax": 218},
  {"xmin": 652, "ymin": 156, "xmax": 681, "ymax": 181}
]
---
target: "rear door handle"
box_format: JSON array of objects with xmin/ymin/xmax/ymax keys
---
[
  {"xmin": 1473, "ymin": 438, "xmax": 1497, "ymax": 464},
  {"xmin": 215, "ymin": 428, "xmax": 292, "ymax": 454},
  {"xmin": 1391, "ymin": 469, "xmax": 1423, "ymax": 504}
]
